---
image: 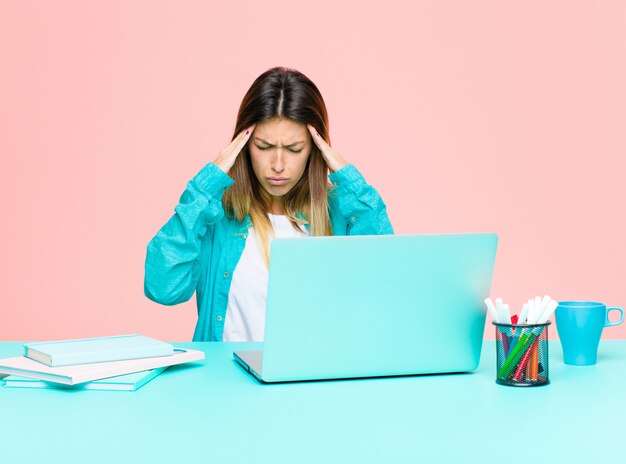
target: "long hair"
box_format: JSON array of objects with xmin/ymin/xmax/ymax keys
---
[{"xmin": 223, "ymin": 66, "xmax": 334, "ymax": 268}]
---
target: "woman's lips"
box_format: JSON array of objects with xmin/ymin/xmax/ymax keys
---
[{"xmin": 267, "ymin": 178, "xmax": 289, "ymax": 185}]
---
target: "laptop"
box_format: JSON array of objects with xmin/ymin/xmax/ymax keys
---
[{"xmin": 233, "ymin": 232, "xmax": 498, "ymax": 383}]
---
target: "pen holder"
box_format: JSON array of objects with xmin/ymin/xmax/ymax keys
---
[{"xmin": 493, "ymin": 322, "xmax": 551, "ymax": 387}]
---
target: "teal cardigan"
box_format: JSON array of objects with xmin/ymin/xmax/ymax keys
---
[{"xmin": 144, "ymin": 162, "xmax": 394, "ymax": 341}]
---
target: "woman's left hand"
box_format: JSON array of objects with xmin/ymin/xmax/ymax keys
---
[{"xmin": 307, "ymin": 124, "xmax": 348, "ymax": 173}]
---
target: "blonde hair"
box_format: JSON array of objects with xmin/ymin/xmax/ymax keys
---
[{"xmin": 222, "ymin": 67, "xmax": 335, "ymax": 268}]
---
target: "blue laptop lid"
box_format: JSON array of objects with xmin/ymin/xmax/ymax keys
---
[{"xmin": 260, "ymin": 233, "xmax": 498, "ymax": 382}]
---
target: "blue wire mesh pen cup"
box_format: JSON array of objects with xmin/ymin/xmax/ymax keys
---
[{"xmin": 493, "ymin": 321, "xmax": 551, "ymax": 387}]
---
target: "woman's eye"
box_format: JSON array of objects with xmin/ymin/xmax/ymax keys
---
[{"xmin": 256, "ymin": 145, "xmax": 302, "ymax": 153}]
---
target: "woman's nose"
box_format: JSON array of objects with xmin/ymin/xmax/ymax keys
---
[{"xmin": 272, "ymin": 150, "xmax": 285, "ymax": 172}]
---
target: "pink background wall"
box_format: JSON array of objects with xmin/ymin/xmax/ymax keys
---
[{"xmin": 1, "ymin": 1, "xmax": 624, "ymax": 342}]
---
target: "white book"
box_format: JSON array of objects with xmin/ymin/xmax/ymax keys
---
[
  {"xmin": 2, "ymin": 367, "xmax": 168, "ymax": 391},
  {"xmin": 0, "ymin": 348, "xmax": 204, "ymax": 385}
]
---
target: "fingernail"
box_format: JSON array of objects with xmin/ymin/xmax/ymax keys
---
[{"xmin": 245, "ymin": 130, "xmax": 249, "ymax": 135}]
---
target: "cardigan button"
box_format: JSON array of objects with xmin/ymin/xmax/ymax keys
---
[
  {"xmin": 351, "ymin": 216, "xmax": 358, "ymax": 222},
  {"xmin": 241, "ymin": 233, "xmax": 247, "ymax": 239},
  {"xmin": 216, "ymin": 315, "xmax": 223, "ymax": 322},
  {"xmin": 223, "ymin": 271, "xmax": 229, "ymax": 278}
]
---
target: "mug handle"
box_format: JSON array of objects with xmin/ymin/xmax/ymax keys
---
[{"xmin": 605, "ymin": 306, "xmax": 624, "ymax": 327}]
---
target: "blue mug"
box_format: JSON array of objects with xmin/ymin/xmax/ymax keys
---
[{"xmin": 555, "ymin": 301, "xmax": 624, "ymax": 365}]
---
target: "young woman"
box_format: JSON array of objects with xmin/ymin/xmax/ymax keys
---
[{"xmin": 144, "ymin": 66, "xmax": 394, "ymax": 342}]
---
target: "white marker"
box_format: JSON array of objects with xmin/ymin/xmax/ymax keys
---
[
  {"xmin": 484, "ymin": 298, "xmax": 499, "ymax": 323},
  {"xmin": 502, "ymin": 304, "xmax": 511, "ymax": 324},
  {"xmin": 518, "ymin": 303, "xmax": 530, "ymax": 325},
  {"xmin": 538, "ymin": 299, "xmax": 559, "ymax": 324},
  {"xmin": 527, "ymin": 299, "xmax": 537, "ymax": 324},
  {"xmin": 535, "ymin": 295, "xmax": 551, "ymax": 322},
  {"xmin": 495, "ymin": 299, "xmax": 508, "ymax": 324}
]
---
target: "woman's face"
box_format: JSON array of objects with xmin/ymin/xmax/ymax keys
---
[{"xmin": 248, "ymin": 118, "xmax": 312, "ymax": 214}]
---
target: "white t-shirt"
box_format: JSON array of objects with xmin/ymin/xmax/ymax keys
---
[{"xmin": 222, "ymin": 213, "xmax": 308, "ymax": 342}]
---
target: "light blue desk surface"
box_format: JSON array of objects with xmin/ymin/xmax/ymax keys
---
[{"xmin": 1, "ymin": 341, "xmax": 624, "ymax": 463}]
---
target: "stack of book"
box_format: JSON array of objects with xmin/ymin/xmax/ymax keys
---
[{"xmin": 0, "ymin": 334, "xmax": 204, "ymax": 391}]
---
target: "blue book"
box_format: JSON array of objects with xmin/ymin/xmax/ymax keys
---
[
  {"xmin": 23, "ymin": 334, "xmax": 174, "ymax": 367},
  {"xmin": 1, "ymin": 367, "xmax": 168, "ymax": 391}
]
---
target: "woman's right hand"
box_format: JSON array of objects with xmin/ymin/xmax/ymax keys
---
[{"xmin": 213, "ymin": 124, "xmax": 256, "ymax": 173}]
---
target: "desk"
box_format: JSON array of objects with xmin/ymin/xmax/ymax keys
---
[{"xmin": 1, "ymin": 341, "xmax": 624, "ymax": 463}]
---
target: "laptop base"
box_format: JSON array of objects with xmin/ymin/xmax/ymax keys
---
[{"xmin": 233, "ymin": 350, "xmax": 264, "ymax": 380}]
